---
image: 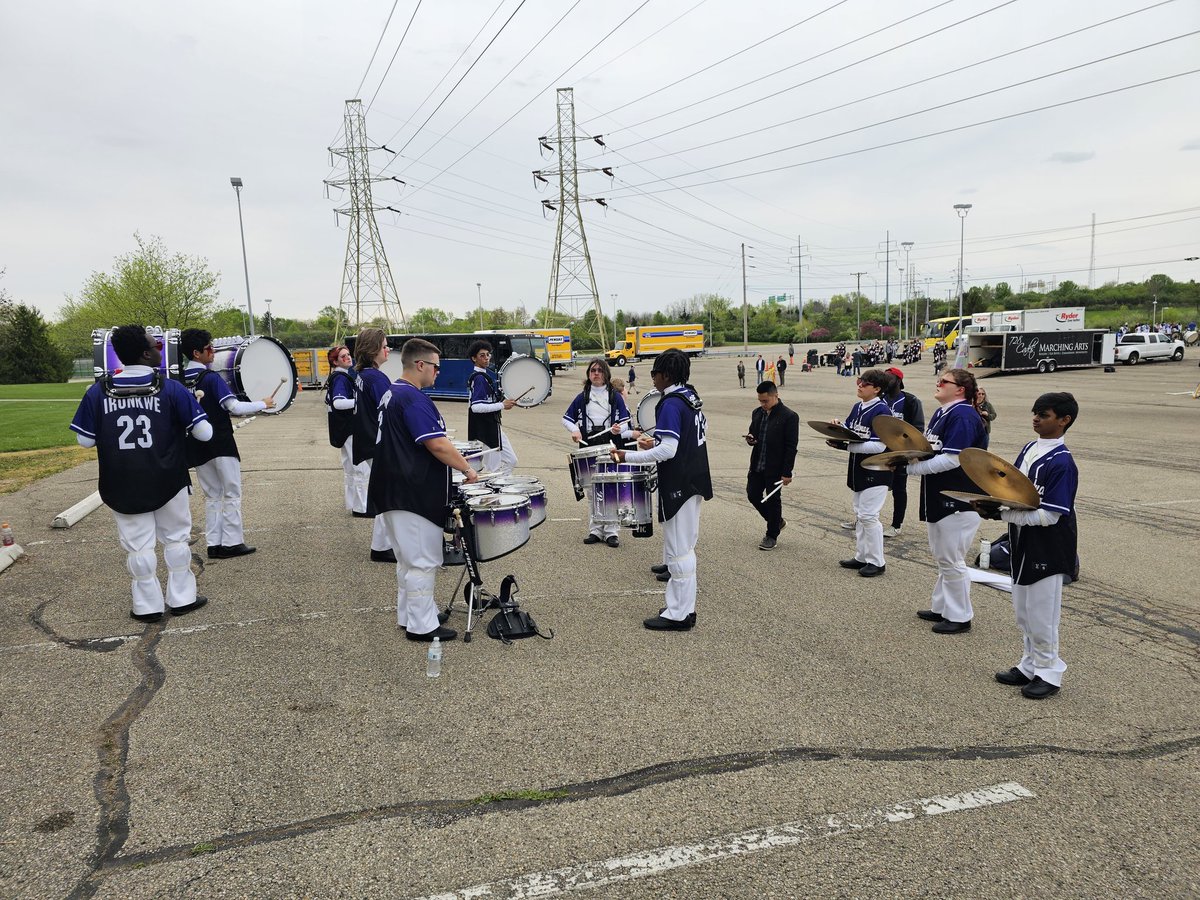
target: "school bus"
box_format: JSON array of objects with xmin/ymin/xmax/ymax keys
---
[{"xmin": 529, "ymin": 328, "xmax": 573, "ymax": 372}]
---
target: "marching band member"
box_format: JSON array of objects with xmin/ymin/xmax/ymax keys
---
[
  {"xmin": 180, "ymin": 328, "xmax": 275, "ymax": 560},
  {"xmin": 563, "ymin": 357, "xmax": 631, "ymax": 548},
  {"xmin": 904, "ymin": 368, "xmax": 989, "ymax": 634},
  {"xmin": 352, "ymin": 327, "xmax": 396, "ymax": 563},
  {"xmin": 368, "ymin": 338, "xmax": 477, "ymax": 642},
  {"xmin": 70, "ymin": 325, "xmax": 212, "ymax": 621},
  {"xmin": 325, "ymin": 345, "xmax": 366, "ymax": 516},
  {"xmin": 611, "ymin": 350, "xmax": 712, "ymax": 631},
  {"xmin": 467, "ymin": 340, "xmax": 518, "ymax": 475},
  {"xmin": 832, "ymin": 369, "xmax": 892, "ymax": 577}
]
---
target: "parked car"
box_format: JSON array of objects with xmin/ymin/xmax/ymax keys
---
[{"xmin": 1113, "ymin": 332, "xmax": 1185, "ymax": 365}]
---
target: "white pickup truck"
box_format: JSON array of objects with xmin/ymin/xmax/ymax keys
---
[{"xmin": 1113, "ymin": 332, "xmax": 1185, "ymax": 365}]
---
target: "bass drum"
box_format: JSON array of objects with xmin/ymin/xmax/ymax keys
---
[
  {"xmin": 635, "ymin": 389, "xmax": 661, "ymax": 432},
  {"xmin": 1185, "ymin": 331, "xmax": 1199, "ymax": 347},
  {"xmin": 211, "ymin": 335, "xmax": 299, "ymax": 412},
  {"xmin": 91, "ymin": 327, "xmax": 181, "ymax": 381},
  {"xmin": 498, "ymin": 355, "xmax": 552, "ymax": 407}
]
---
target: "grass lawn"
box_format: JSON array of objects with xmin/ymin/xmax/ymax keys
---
[
  {"xmin": 0, "ymin": 382, "xmax": 89, "ymax": 452},
  {"xmin": 0, "ymin": 446, "xmax": 96, "ymax": 495}
]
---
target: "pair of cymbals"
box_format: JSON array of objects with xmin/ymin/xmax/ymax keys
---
[
  {"xmin": 873, "ymin": 416, "xmax": 933, "ymax": 453},
  {"xmin": 954, "ymin": 447, "xmax": 1041, "ymax": 509},
  {"xmin": 862, "ymin": 449, "xmax": 934, "ymax": 470},
  {"xmin": 807, "ymin": 420, "xmax": 860, "ymax": 442}
]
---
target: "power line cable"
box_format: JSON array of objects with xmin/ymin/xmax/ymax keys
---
[{"xmin": 365, "ymin": 0, "xmax": 426, "ymax": 112}]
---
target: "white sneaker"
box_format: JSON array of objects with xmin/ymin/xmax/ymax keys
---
[
  {"xmin": 840, "ymin": 522, "xmax": 854, "ymax": 530},
  {"xmin": 883, "ymin": 525, "xmax": 901, "ymax": 538}
]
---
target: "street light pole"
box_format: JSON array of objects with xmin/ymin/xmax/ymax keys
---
[
  {"xmin": 953, "ymin": 203, "xmax": 972, "ymax": 329},
  {"xmin": 742, "ymin": 243, "xmax": 749, "ymax": 352},
  {"xmin": 476, "ymin": 282, "xmax": 483, "ymax": 330},
  {"xmin": 230, "ymin": 177, "xmax": 256, "ymax": 336},
  {"xmin": 901, "ymin": 241, "xmax": 914, "ymax": 341},
  {"xmin": 265, "ymin": 298, "xmax": 274, "ymax": 338},
  {"xmin": 852, "ymin": 271, "xmax": 867, "ymax": 341},
  {"xmin": 611, "ymin": 293, "xmax": 618, "ymax": 349}
]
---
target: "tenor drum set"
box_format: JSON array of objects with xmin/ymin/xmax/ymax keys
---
[{"xmin": 567, "ymin": 444, "xmax": 657, "ymax": 536}]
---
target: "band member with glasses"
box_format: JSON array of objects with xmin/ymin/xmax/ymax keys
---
[
  {"xmin": 467, "ymin": 340, "xmax": 519, "ymax": 476},
  {"xmin": 563, "ymin": 357, "xmax": 631, "ymax": 548},
  {"xmin": 903, "ymin": 369, "xmax": 988, "ymax": 634},
  {"xmin": 611, "ymin": 349, "xmax": 712, "ymax": 631},
  {"xmin": 353, "ymin": 327, "xmax": 396, "ymax": 563},
  {"xmin": 180, "ymin": 328, "xmax": 276, "ymax": 560},
  {"xmin": 368, "ymin": 338, "xmax": 478, "ymax": 642},
  {"xmin": 831, "ymin": 370, "xmax": 893, "ymax": 577},
  {"xmin": 325, "ymin": 345, "xmax": 366, "ymax": 516},
  {"xmin": 71, "ymin": 325, "xmax": 212, "ymax": 622}
]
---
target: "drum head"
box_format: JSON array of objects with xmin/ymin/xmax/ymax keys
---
[
  {"xmin": 467, "ymin": 493, "xmax": 527, "ymax": 511},
  {"xmin": 636, "ymin": 390, "xmax": 661, "ymax": 431},
  {"xmin": 214, "ymin": 336, "xmax": 299, "ymax": 412},
  {"xmin": 498, "ymin": 356, "xmax": 552, "ymax": 407}
]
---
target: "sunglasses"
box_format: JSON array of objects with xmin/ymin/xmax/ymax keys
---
[
  {"xmin": 417, "ymin": 359, "xmax": 441, "ymax": 372},
  {"xmin": 936, "ymin": 379, "xmax": 960, "ymax": 388}
]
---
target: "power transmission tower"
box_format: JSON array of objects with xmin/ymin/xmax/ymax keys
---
[
  {"xmin": 534, "ymin": 88, "xmax": 611, "ymax": 350},
  {"xmin": 325, "ymin": 99, "xmax": 406, "ymax": 340}
]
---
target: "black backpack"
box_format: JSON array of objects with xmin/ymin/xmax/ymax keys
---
[{"xmin": 486, "ymin": 576, "xmax": 554, "ymax": 644}]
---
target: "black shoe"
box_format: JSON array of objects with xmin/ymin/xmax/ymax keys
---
[
  {"xmin": 222, "ymin": 543, "xmax": 257, "ymax": 558},
  {"xmin": 655, "ymin": 571, "xmax": 670, "ymax": 582},
  {"xmin": 779, "ymin": 519, "xmax": 786, "ymax": 532},
  {"xmin": 583, "ymin": 534, "xmax": 602, "ymax": 545},
  {"xmin": 371, "ymin": 548, "xmax": 397, "ymax": 563},
  {"xmin": 405, "ymin": 625, "xmax": 457, "ymax": 642},
  {"xmin": 758, "ymin": 535, "xmax": 777, "ymax": 551},
  {"xmin": 995, "ymin": 667, "xmax": 1032, "ymax": 686},
  {"xmin": 206, "ymin": 546, "xmax": 226, "ymax": 559},
  {"xmin": 916, "ymin": 609, "xmax": 945, "ymax": 622},
  {"xmin": 650, "ymin": 564, "xmax": 668, "ymax": 575},
  {"xmin": 1021, "ymin": 676, "xmax": 1060, "ymax": 700},
  {"xmin": 169, "ymin": 596, "xmax": 208, "ymax": 617},
  {"xmin": 858, "ymin": 563, "xmax": 885, "ymax": 577},
  {"xmin": 931, "ymin": 619, "xmax": 972, "ymax": 634},
  {"xmin": 130, "ymin": 610, "xmax": 163, "ymax": 623},
  {"xmin": 606, "ymin": 535, "xmax": 620, "ymax": 548},
  {"xmin": 351, "ymin": 511, "xmax": 372, "ymax": 518},
  {"xmin": 839, "ymin": 558, "xmax": 867, "ymax": 569},
  {"xmin": 643, "ymin": 614, "xmax": 694, "ymax": 631},
  {"xmin": 656, "ymin": 609, "xmax": 697, "ymax": 627}
]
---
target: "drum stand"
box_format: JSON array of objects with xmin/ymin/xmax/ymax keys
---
[{"xmin": 442, "ymin": 507, "xmax": 515, "ymax": 643}]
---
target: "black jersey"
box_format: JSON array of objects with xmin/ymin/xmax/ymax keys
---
[
  {"xmin": 325, "ymin": 368, "xmax": 355, "ymax": 449},
  {"xmin": 70, "ymin": 371, "xmax": 207, "ymax": 515},
  {"xmin": 184, "ymin": 367, "xmax": 238, "ymax": 465},
  {"xmin": 652, "ymin": 386, "xmax": 713, "ymax": 521},
  {"xmin": 353, "ymin": 367, "xmax": 392, "ymax": 465},
  {"xmin": 918, "ymin": 400, "xmax": 987, "ymax": 523},
  {"xmin": 366, "ymin": 379, "xmax": 451, "ymax": 526}
]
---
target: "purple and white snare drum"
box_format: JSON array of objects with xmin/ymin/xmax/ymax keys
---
[
  {"xmin": 590, "ymin": 462, "xmax": 656, "ymax": 528},
  {"xmin": 457, "ymin": 483, "xmax": 495, "ymax": 501},
  {"xmin": 465, "ymin": 494, "xmax": 531, "ymax": 561},
  {"xmin": 568, "ymin": 445, "xmax": 611, "ymax": 501},
  {"xmin": 91, "ymin": 327, "xmax": 181, "ymax": 381},
  {"xmin": 498, "ymin": 482, "xmax": 547, "ymax": 528}
]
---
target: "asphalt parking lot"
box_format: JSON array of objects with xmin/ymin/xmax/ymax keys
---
[{"xmin": 2, "ymin": 349, "xmax": 1198, "ymax": 898}]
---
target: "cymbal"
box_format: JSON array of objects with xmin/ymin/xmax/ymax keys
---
[
  {"xmin": 957, "ymin": 448, "xmax": 1041, "ymax": 507},
  {"xmin": 862, "ymin": 449, "xmax": 934, "ymax": 471},
  {"xmin": 941, "ymin": 490, "xmax": 1037, "ymax": 512},
  {"xmin": 873, "ymin": 415, "xmax": 933, "ymax": 453},
  {"xmin": 807, "ymin": 420, "xmax": 860, "ymax": 441}
]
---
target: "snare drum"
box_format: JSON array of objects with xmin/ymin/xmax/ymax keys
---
[
  {"xmin": 497, "ymin": 355, "xmax": 553, "ymax": 407},
  {"xmin": 635, "ymin": 389, "xmax": 661, "ymax": 432},
  {"xmin": 489, "ymin": 475, "xmax": 540, "ymax": 489},
  {"xmin": 499, "ymin": 482, "xmax": 547, "ymax": 528},
  {"xmin": 465, "ymin": 494, "xmax": 532, "ymax": 561},
  {"xmin": 91, "ymin": 327, "xmax": 181, "ymax": 381},
  {"xmin": 211, "ymin": 335, "xmax": 299, "ymax": 412},
  {"xmin": 458, "ymin": 484, "xmax": 495, "ymax": 500},
  {"xmin": 590, "ymin": 462, "xmax": 656, "ymax": 528},
  {"xmin": 568, "ymin": 445, "xmax": 611, "ymax": 499}
]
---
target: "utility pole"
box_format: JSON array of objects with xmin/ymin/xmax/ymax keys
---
[
  {"xmin": 852, "ymin": 271, "xmax": 867, "ymax": 341},
  {"xmin": 535, "ymin": 88, "xmax": 610, "ymax": 350},
  {"xmin": 325, "ymin": 99, "xmax": 406, "ymax": 340},
  {"xmin": 476, "ymin": 282, "xmax": 483, "ymax": 330},
  {"xmin": 901, "ymin": 241, "xmax": 914, "ymax": 341},
  {"xmin": 1088, "ymin": 212, "xmax": 1096, "ymax": 289},
  {"xmin": 742, "ymin": 243, "xmax": 749, "ymax": 352},
  {"xmin": 793, "ymin": 237, "xmax": 809, "ymax": 339}
]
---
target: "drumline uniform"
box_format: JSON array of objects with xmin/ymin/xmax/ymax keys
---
[
  {"xmin": 353, "ymin": 365, "xmax": 395, "ymax": 556},
  {"xmin": 563, "ymin": 385, "xmax": 631, "ymax": 541},
  {"xmin": 183, "ymin": 361, "xmax": 269, "ymax": 554},
  {"xmin": 1001, "ymin": 438, "xmax": 1079, "ymax": 687},
  {"xmin": 622, "ymin": 385, "xmax": 713, "ymax": 623},
  {"xmin": 905, "ymin": 399, "xmax": 988, "ymax": 625},
  {"xmin": 70, "ymin": 367, "xmax": 211, "ymax": 616},
  {"xmin": 843, "ymin": 397, "xmax": 893, "ymax": 568},
  {"xmin": 468, "ymin": 366, "xmax": 516, "ymax": 475},
  {"xmin": 325, "ymin": 365, "xmax": 366, "ymax": 514},
  {"xmin": 367, "ymin": 379, "xmax": 452, "ymax": 634}
]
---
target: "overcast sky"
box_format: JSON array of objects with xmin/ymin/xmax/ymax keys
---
[{"xmin": 2, "ymin": 0, "xmax": 1197, "ymax": 326}]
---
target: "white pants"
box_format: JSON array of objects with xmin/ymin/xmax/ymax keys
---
[
  {"xmin": 852, "ymin": 485, "xmax": 887, "ymax": 567},
  {"xmin": 111, "ymin": 487, "xmax": 196, "ymax": 615},
  {"xmin": 195, "ymin": 456, "xmax": 244, "ymax": 548},
  {"xmin": 379, "ymin": 510, "xmax": 442, "ymax": 635},
  {"xmin": 497, "ymin": 429, "xmax": 517, "ymax": 476},
  {"xmin": 587, "ymin": 489, "xmax": 620, "ymax": 540},
  {"xmin": 1011, "ymin": 573, "xmax": 1067, "ymax": 686},
  {"xmin": 340, "ymin": 437, "xmax": 368, "ymax": 513},
  {"xmin": 361, "ymin": 459, "xmax": 391, "ymax": 552},
  {"xmin": 662, "ymin": 495, "xmax": 702, "ymax": 622},
  {"xmin": 927, "ymin": 510, "xmax": 981, "ymax": 623}
]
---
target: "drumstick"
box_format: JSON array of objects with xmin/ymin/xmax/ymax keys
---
[
  {"xmin": 761, "ymin": 480, "xmax": 784, "ymax": 503},
  {"xmin": 194, "ymin": 390, "xmax": 205, "ymax": 402},
  {"xmin": 268, "ymin": 377, "xmax": 288, "ymax": 401},
  {"xmin": 513, "ymin": 385, "xmax": 535, "ymax": 402}
]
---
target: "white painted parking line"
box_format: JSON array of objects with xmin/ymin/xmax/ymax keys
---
[{"xmin": 416, "ymin": 782, "xmax": 1035, "ymax": 900}]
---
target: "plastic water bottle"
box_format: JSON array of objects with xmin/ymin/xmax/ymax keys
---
[
  {"xmin": 1, "ymin": 523, "xmax": 13, "ymax": 547},
  {"xmin": 426, "ymin": 637, "xmax": 442, "ymax": 678},
  {"xmin": 979, "ymin": 539, "xmax": 992, "ymax": 570}
]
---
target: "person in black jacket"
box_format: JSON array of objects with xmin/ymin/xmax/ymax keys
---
[{"xmin": 744, "ymin": 381, "xmax": 799, "ymax": 551}]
